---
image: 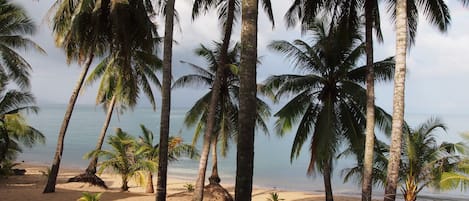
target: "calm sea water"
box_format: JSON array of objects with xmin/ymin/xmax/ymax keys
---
[{"xmin": 19, "ymin": 104, "xmax": 469, "ymax": 200}]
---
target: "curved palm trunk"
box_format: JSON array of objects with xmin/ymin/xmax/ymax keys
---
[
  {"xmin": 146, "ymin": 171, "xmax": 154, "ymax": 193},
  {"xmin": 86, "ymin": 95, "xmax": 117, "ymax": 175},
  {"xmin": 43, "ymin": 54, "xmax": 94, "ymax": 193},
  {"xmin": 384, "ymin": 0, "xmax": 408, "ymax": 200},
  {"xmin": 362, "ymin": 1, "xmax": 375, "ymax": 201},
  {"xmin": 155, "ymin": 0, "xmax": 175, "ymax": 200},
  {"xmin": 193, "ymin": 0, "xmax": 236, "ymax": 200},
  {"xmin": 235, "ymin": 0, "xmax": 258, "ymax": 200},
  {"xmin": 208, "ymin": 136, "xmax": 220, "ymax": 184},
  {"xmin": 323, "ymin": 158, "xmax": 334, "ymax": 201}
]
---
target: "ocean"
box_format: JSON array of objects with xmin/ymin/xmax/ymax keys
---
[{"xmin": 19, "ymin": 104, "xmax": 469, "ymax": 200}]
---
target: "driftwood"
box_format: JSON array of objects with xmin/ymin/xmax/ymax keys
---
[{"xmin": 67, "ymin": 173, "xmax": 108, "ymax": 189}]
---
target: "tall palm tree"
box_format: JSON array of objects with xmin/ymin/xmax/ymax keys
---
[
  {"xmin": 0, "ymin": 0, "xmax": 45, "ymax": 89},
  {"xmin": 44, "ymin": 0, "xmax": 158, "ymax": 193},
  {"xmin": 235, "ymin": 0, "xmax": 260, "ymax": 200},
  {"xmin": 190, "ymin": 1, "xmax": 273, "ymax": 199},
  {"xmin": 285, "ymin": 1, "xmax": 450, "ymax": 200},
  {"xmin": 262, "ymin": 20, "xmax": 394, "ymax": 201},
  {"xmin": 399, "ymin": 118, "xmax": 468, "ymax": 201},
  {"xmin": 82, "ymin": 35, "xmax": 161, "ymax": 176},
  {"xmin": 136, "ymin": 124, "xmax": 198, "ymax": 193},
  {"xmin": 156, "ymin": 0, "xmax": 176, "ymax": 200},
  {"xmin": 0, "ymin": 80, "xmax": 44, "ymax": 165},
  {"xmin": 44, "ymin": 0, "xmax": 105, "ymax": 192},
  {"xmin": 173, "ymin": 42, "xmax": 270, "ymax": 185}
]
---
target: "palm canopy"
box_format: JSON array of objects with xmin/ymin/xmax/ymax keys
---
[
  {"xmin": 262, "ymin": 20, "xmax": 394, "ymax": 174},
  {"xmin": 0, "ymin": 0, "xmax": 45, "ymax": 89},
  {"xmin": 84, "ymin": 39, "xmax": 162, "ymax": 111},
  {"xmin": 191, "ymin": 0, "xmax": 275, "ymax": 27},
  {"xmin": 173, "ymin": 42, "xmax": 270, "ymax": 156},
  {"xmin": 50, "ymin": 0, "xmax": 157, "ymax": 64},
  {"xmin": 400, "ymin": 118, "xmax": 469, "ymax": 198},
  {"xmin": 285, "ymin": 0, "xmax": 451, "ymax": 45},
  {"xmin": 0, "ymin": 79, "xmax": 44, "ymax": 163}
]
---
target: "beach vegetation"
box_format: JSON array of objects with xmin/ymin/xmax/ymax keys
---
[
  {"xmin": 266, "ymin": 192, "xmax": 284, "ymax": 201},
  {"xmin": 77, "ymin": 192, "xmax": 102, "ymax": 201},
  {"xmin": 184, "ymin": 183, "xmax": 195, "ymax": 192},
  {"xmin": 136, "ymin": 124, "xmax": 198, "ymax": 193},
  {"xmin": 261, "ymin": 17, "xmax": 394, "ymax": 201}
]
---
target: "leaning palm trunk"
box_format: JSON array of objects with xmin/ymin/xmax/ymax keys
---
[
  {"xmin": 384, "ymin": 0, "xmax": 408, "ymax": 200},
  {"xmin": 209, "ymin": 136, "xmax": 220, "ymax": 184},
  {"xmin": 362, "ymin": 1, "xmax": 376, "ymax": 201},
  {"xmin": 235, "ymin": 0, "xmax": 258, "ymax": 200},
  {"xmin": 87, "ymin": 95, "xmax": 117, "ymax": 174},
  {"xmin": 156, "ymin": 0, "xmax": 176, "ymax": 200},
  {"xmin": 146, "ymin": 172, "xmax": 154, "ymax": 193},
  {"xmin": 43, "ymin": 54, "xmax": 94, "ymax": 193},
  {"xmin": 192, "ymin": 0, "xmax": 236, "ymax": 200}
]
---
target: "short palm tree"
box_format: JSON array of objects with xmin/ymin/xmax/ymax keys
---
[
  {"xmin": 136, "ymin": 124, "xmax": 198, "ymax": 193},
  {"xmin": 0, "ymin": 79, "xmax": 44, "ymax": 166},
  {"xmin": 77, "ymin": 192, "xmax": 102, "ymax": 201},
  {"xmin": 173, "ymin": 42, "xmax": 270, "ymax": 185},
  {"xmin": 262, "ymin": 19, "xmax": 394, "ymax": 201},
  {"xmin": 0, "ymin": 0, "xmax": 45, "ymax": 89},
  {"xmin": 87, "ymin": 128, "xmax": 156, "ymax": 191},
  {"xmin": 400, "ymin": 118, "xmax": 469, "ymax": 201}
]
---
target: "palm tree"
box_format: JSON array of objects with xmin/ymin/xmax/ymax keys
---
[
  {"xmin": 77, "ymin": 192, "xmax": 102, "ymax": 201},
  {"xmin": 44, "ymin": 0, "xmax": 158, "ymax": 192},
  {"xmin": 156, "ymin": 0, "xmax": 176, "ymax": 200},
  {"xmin": 0, "ymin": 0, "xmax": 45, "ymax": 89},
  {"xmin": 284, "ymin": 1, "xmax": 450, "ymax": 200},
  {"xmin": 87, "ymin": 128, "xmax": 156, "ymax": 191},
  {"xmin": 137, "ymin": 124, "xmax": 198, "ymax": 193},
  {"xmin": 399, "ymin": 118, "xmax": 468, "ymax": 201},
  {"xmin": 82, "ymin": 35, "xmax": 161, "ymax": 176},
  {"xmin": 0, "ymin": 80, "xmax": 44, "ymax": 166},
  {"xmin": 44, "ymin": 0, "xmax": 107, "ymax": 193},
  {"xmin": 190, "ymin": 0, "xmax": 273, "ymax": 199},
  {"xmin": 173, "ymin": 42, "xmax": 270, "ymax": 185},
  {"xmin": 384, "ymin": 0, "xmax": 407, "ymax": 200},
  {"xmin": 262, "ymin": 20, "xmax": 394, "ymax": 201},
  {"xmin": 235, "ymin": 0, "xmax": 260, "ymax": 200}
]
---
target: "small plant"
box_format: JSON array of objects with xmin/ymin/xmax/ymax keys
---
[
  {"xmin": 266, "ymin": 192, "xmax": 285, "ymax": 201},
  {"xmin": 39, "ymin": 167, "xmax": 51, "ymax": 177},
  {"xmin": 184, "ymin": 183, "xmax": 195, "ymax": 192},
  {"xmin": 77, "ymin": 192, "xmax": 102, "ymax": 201}
]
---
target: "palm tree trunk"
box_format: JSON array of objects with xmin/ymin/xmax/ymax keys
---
[
  {"xmin": 323, "ymin": 158, "xmax": 334, "ymax": 201},
  {"xmin": 43, "ymin": 54, "xmax": 94, "ymax": 193},
  {"xmin": 384, "ymin": 0, "xmax": 408, "ymax": 200},
  {"xmin": 86, "ymin": 95, "xmax": 117, "ymax": 175},
  {"xmin": 193, "ymin": 0, "xmax": 236, "ymax": 200},
  {"xmin": 155, "ymin": 0, "xmax": 175, "ymax": 200},
  {"xmin": 0, "ymin": 127, "xmax": 9, "ymax": 163},
  {"xmin": 208, "ymin": 136, "xmax": 220, "ymax": 184},
  {"xmin": 235, "ymin": 0, "xmax": 258, "ymax": 200},
  {"xmin": 122, "ymin": 175, "xmax": 129, "ymax": 191},
  {"xmin": 146, "ymin": 171, "xmax": 154, "ymax": 193},
  {"xmin": 362, "ymin": 1, "xmax": 375, "ymax": 201}
]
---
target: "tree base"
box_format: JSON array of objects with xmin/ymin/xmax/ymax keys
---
[
  {"xmin": 203, "ymin": 183, "xmax": 233, "ymax": 201},
  {"xmin": 67, "ymin": 173, "xmax": 108, "ymax": 189}
]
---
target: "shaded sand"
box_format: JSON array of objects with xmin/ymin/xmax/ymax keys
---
[{"xmin": 0, "ymin": 163, "xmax": 377, "ymax": 201}]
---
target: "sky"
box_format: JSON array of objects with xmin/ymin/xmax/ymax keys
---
[{"xmin": 10, "ymin": 0, "xmax": 469, "ymax": 126}]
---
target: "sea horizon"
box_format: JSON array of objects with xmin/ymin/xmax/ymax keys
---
[{"xmin": 18, "ymin": 103, "xmax": 469, "ymax": 200}]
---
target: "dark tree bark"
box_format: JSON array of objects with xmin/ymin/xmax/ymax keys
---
[
  {"xmin": 323, "ymin": 158, "xmax": 334, "ymax": 201},
  {"xmin": 234, "ymin": 0, "xmax": 258, "ymax": 200},
  {"xmin": 155, "ymin": 0, "xmax": 175, "ymax": 199}
]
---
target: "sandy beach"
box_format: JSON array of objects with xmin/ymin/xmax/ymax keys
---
[{"xmin": 0, "ymin": 163, "xmax": 376, "ymax": 201}]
